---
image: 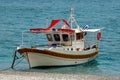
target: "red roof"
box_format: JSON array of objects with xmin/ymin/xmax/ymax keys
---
[{"xmin": 30, "ymin": 19, "xmax": 70, "ymax": 32}]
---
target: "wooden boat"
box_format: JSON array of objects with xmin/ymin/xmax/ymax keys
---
[{"xmin": 11, "ymin": 8, "xmax": 102, "ymax": 68}]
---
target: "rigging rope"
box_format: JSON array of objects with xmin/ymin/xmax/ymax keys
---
[{"xmin": 0, "ymin": 50, "xmax": 25, "ymax": 71}]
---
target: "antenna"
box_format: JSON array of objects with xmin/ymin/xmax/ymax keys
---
[
  {"xmin": 46, "ymin": 17, "xmax": 49, "ymax": 27},
  {"xmin": 70, "ymin": 7, "xmax": 74, "ymax": 18}
]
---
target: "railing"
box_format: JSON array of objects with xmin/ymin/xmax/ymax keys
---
[
  {"xmin": 84, "ymin": 32, "xmax": 99, "ymax": 49},
  {"xmin": 20, "ymin": 30, "xmax": 48, "ymax": 48}
]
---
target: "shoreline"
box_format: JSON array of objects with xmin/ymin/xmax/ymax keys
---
[{"xmin": 0, "ymin": 71, "xmax": 120, "ymax": 80}]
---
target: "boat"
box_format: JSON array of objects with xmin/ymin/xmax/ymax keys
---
[{"xmin": 11, "ymin": 8, "xmax": 102, "ymax": 69}]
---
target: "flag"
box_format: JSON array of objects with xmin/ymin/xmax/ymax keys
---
[{"xmin": 82, "ymin": 25, "xmax": 89, "ymax": 30}]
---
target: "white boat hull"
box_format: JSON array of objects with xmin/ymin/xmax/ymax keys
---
[
  {"xmin": 20, "ymin": 48, "xmax": 98, "ymax": 68},
  {"xmin": 27, "ymin": 53, "xmax": 96, "ymax": 68}
]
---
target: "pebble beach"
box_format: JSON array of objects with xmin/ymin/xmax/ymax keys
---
[{"xmin": 0, "ymin": 71, "xmax": 120, "ymax": 80}]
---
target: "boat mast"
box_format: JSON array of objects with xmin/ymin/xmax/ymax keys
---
[
  {"xmin": 69, "ymin": 7, "xmax": 82, "ymax": 30},
  {"xmin": 70, "ymin": 7, "xmax": 74, "ymax": 29}
]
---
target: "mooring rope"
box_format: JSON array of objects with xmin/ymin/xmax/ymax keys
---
[
  {"xmin": 0, "ymin": 57, "xmax": 24, "ymax": 71},
  {"xmin": 0, "ymin": 50, "xmax": 25, "ymax": 71}
]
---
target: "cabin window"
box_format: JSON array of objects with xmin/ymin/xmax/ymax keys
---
[
  {"xmin": 76, "ymin": 32, "xmax": 83, "ymax": 40},
  {"xmin": 62, "ymin": 34, "xmax": 69, "ymax": 41},
  {"xmin": 54, "ymin": 34, "xmax": 60, "ymax": 41},
  {"xmin": 46, "ymin": 34, "xmax": 53, "ymax": 41}
]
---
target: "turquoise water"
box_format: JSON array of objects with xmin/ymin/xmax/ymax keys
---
[{"xmin": 0, "ymin": 0, "xmax": 120, "ymax": 76}]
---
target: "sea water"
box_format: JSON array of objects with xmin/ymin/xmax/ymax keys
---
[{"xmin": 0, "ymin": 0, "xmax": 120, "ymax": 76}]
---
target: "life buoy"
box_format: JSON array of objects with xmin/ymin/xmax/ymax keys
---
[{"xmin": 97, "ymin": 31, "xmax": 101, "ymax": 40}]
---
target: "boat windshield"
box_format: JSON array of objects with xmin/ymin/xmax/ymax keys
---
[
  {"xmin": 46, "ymin": 32, "xmax": 72, "ymax": 46},
  {"xmin": 54, "ymin": 34, "xmax": 60, "ymax": 41},
  {"xmin": 46, "ymin": 34, "xmax": 53, "ymax": 41},
  {"xmin": 62, "ymin": 34, "xmax": 69, "ymax": 41}
]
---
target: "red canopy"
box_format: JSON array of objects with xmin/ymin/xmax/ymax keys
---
[{"xmin": 30, "ymin": 19, "xmax": 70, "ymax": 32}]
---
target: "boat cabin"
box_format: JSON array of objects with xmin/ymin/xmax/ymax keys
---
[
  {"xmin": 46, "ymin": 30, "xmax": 84, "ymax": 49},
  {"xmin": 46, "ymin": 32, "xmax": 72, "ymax": 46}
]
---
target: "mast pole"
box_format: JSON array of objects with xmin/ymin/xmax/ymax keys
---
[{"xmin": 70, "ymin": 7, "xmax": 74, "ymax": 29}]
